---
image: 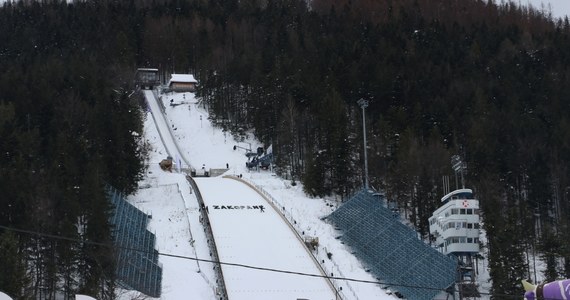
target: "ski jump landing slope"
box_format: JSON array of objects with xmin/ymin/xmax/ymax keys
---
[{"xmin": 194, "ymin": 177, "xmax": 337, "ymax": 300}]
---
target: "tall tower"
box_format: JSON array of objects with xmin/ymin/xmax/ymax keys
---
[{"xmin": 429, "ymin": 189, "xmax": 481, "ymax": 299}]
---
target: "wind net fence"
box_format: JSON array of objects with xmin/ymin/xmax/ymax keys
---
[{"xmin": 108, "ymin": 187, "xmax": 162, "ymax": 298}]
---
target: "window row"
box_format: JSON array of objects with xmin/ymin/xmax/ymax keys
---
[
  {"xmin": 444, "ymin": 208, "xmax": 480, "ymax": 217},
  {"xmin": 443, "ymin": 221, "xmax": 480, "ymax": 230},
  {"xmin": 445, "ymin": 237, "xmax": 480, "ymax": 245}
]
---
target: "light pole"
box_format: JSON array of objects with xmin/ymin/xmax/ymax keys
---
[{"xmin": 358, "ymin": 98, "xmax": 369, "ymax": 190}]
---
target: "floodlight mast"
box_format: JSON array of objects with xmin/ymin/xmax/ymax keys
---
[
  {"xmin": 358, "ymin": 98, "xmax": 369, "ymax": 190},
  {"xmin": 451, "ymin": 155, "xmax": 466, "ymax": 189}
]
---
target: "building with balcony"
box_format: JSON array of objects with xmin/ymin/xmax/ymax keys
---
[{"xmin": 429, "ymin": 188, "xmax": 481, "ymax": 298}]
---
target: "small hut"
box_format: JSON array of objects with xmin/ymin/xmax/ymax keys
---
[{"xmin": 167, "ymin": 74, "xmax": 198, "ymax": 92}]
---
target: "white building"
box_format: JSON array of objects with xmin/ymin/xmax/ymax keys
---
[
  {"xmin": 429, "ymin": 188, "xmax": 482, "ymax": 297},
  {"xmin": 429, "ymin": 188, "xmax": 480, "ymax": 255}
]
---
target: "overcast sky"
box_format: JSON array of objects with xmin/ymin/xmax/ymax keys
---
[
  {"xmin": 524, "ymin": 0, "xmax": 570, "ymax": 20},
  {"xmin": 0, "ymin": 0, "xmax": 568, "ymax": 20}
]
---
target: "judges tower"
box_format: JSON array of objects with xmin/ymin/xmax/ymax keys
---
[{"xmin": 429, "ymin": 188, "xmax": 481, "ymax": 298}]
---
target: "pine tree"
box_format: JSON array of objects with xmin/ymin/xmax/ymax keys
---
[
  {"xmin": 539, "ymin": 226, "xmax": 562, "ymax": 282},
  {"xmin": 0, "ymin": 230, "xmax": 29, "ymax": 298},
  {"xmin": 303, "ymin": 149, "xmax": 326, "ymax": 197}
]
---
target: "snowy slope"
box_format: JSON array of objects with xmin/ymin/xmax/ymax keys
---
[
  {"xmin": 128, "ymin": 108, "xmax": 217, "ymax": 299},
  {"xmin": 195, "ymin": 177, "xmax": 336, "ymax": 300},
  {"xmin": 125, "ymin": 89, "xmax": 402, "ymax": 299}
]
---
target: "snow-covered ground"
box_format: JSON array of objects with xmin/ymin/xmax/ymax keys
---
[
  {"xmin": 126, "ymin": 89, "xmax": 395, "ymax": 299},
  {"xmin": 122, "ymin": 88, "xmax": 499, "ymax": 300},
  {"xmin": 194, "ymin": 177, "xmax": 335, "ymax": 299}
]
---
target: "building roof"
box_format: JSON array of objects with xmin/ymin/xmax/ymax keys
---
[
  {"xmin": 169, "ymin": 74, "xmax": 197, "ymax": 84},
  {"xmin": 137, "ymin": 68, "xmax": 159, "ymax": 72}
]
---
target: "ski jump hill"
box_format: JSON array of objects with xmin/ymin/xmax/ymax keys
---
[
  {"xmin": 144, "ymin": 89, "xmax": 337, "ymax": 299},
  {"xmin": 193, "ymin": 177, "xmax": 336, "ymax": 300}
]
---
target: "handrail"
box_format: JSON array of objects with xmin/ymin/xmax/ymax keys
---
[
  {"xmin": 174, "ymin": 182, "xmax": 203, "ymax": 273},
  {"xmin": 144, "ymin": 90, "xmax": 196, "ymax": 171},
  {"xmin": 224, "ymin": 175, "xmax": 344, "ymax": 299},
  {"xmin": 186, "ymin": 176, "xmax": 228, "ymax": 300}
]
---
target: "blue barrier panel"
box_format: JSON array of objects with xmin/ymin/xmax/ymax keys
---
[
  {"xmin": 327, "ymin": 189, "xmax": 456, "ymax": 300},
  {"xmin": 107, "ymin": 187, "xmax": 162, "ymax": 298}
]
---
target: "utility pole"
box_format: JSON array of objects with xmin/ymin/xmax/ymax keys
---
[{"xmin": 358, "ymin": 98, "xmax": 369, "ymax": 190}]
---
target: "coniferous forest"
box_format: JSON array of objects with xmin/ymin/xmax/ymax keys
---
[{"xmin": 1, "ymin": 0, "xmax": 570, "ymax": 298}]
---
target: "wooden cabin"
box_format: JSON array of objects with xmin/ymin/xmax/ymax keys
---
[{"xmin": 168, "ymin": 74, "xmax": 198, "ymax": 92}]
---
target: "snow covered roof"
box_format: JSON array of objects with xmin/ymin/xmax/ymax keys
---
[
  {"xmin": 137, "ymin": 68, "xmax": 158, "ymax": 72},
  {"xmin": 169, "ymin": 74, "xmax": 197, "ymax": 84}
]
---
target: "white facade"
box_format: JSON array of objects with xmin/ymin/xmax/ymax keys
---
[{"xmin": 429, "ymin": 188, "xmax": 480, "ymax": 255}]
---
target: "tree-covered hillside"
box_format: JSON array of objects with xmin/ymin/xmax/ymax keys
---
[
  {"xmin": 1, "ymin": 0, "xmax": 570, "ymax": 298},
  {"xmin": 0, "ymin": 1, "xmax": 146, "ymax": 298}
]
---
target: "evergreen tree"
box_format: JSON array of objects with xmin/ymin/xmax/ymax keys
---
[
  {"xmin": 539, "ymin": 226, "xmax": 562, "ymax": 282},
  {"xmin": 2, "ymin": 0, "xmax": 570, "ymax": 296},
  {"xmin": 303, "ymin": 148, "xmax": 326, "ymax": 197},
  {"xmin": 0, "ymin": 231, "xmax": 28, "ymax": 298}
]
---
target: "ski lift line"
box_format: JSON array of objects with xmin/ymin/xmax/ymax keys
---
[
  {"xmin": 0, "ymin": 224, "xmax": 449, "ymax": 295},
  {"xmin": 0, "ymin": 224, "xmax": 543, "ymax": 300},
  {"xmin": 144, "ymin": 90, "xmax": 195, "ymax": 171}
]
